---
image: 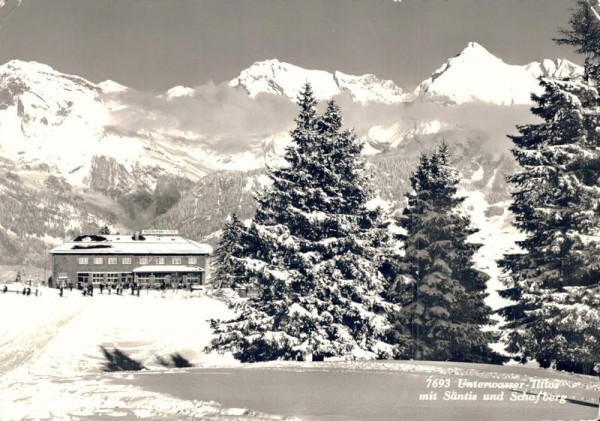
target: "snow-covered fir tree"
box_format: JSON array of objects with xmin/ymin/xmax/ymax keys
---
[
  {"xmin": 529, "ymin": 286, "xmax": 600, "ymax": 374},
  {"xmin": 386, "ymin": 145, "xmax": 501, "ymax": 363},
  {"xmin": 211, "ymin": 213, "xmax": 246, "ymax": 289},
  {"xmin": 499, "ymin": 3, "xmax": 600, "ymax": 373},
  {"xmin": 554, "ymin": 0, "xmax": 600, "ymax": 85},
  {"xmin": 498, "ymin": 76, "xmax": 600, "ymax": 373},
  {"xmin": 209, "ymin": 84, "xmax": 394, "ymax": 362}
]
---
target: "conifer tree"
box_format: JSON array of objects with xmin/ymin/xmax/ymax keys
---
[
  {"xmin": 99, "ymin": 225, "xmax": 111, "ymax": 235},
  {"xmin": 387, "ymin": 145, "xmax": 500, "ymax": 363},
  {"xmin": 211, "ymin": 213, "xmax": 245, "ymax": 288},
  {"xmin": 499, "ymin": 2, "xmax": 600, "ymax": 373},
  {"xmin": 209, "ymin": 84, "xmax": 394, "ymax": 362},
  {"xmin": 498, "ymin": 75, "xmax": 600, "ymax": 373},
  {"xmin": 530, "ymin": 286, "xmax": 600, "ymax": 374},
  {"xmin": 554, "ymin": 0, "xmax": 600, "ymax": 84}
]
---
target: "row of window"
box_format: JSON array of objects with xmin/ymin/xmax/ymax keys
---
[
  {"xmin": 78, "ymin": 272, "xmax": 132, "ymax": 283},
  {"xmin": 77, "ymin": 257, "xmax": 198, "ymax": 265},
  {"xmin": 136, "ymin": 274, "xmax": 200, "ymax": 284},
  {"xmin": 77, "ymin": 272, "xmax": 201, "ymax": 285}
]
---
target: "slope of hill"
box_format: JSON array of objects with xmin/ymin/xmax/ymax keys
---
[
  {"xmin": 0, "ymin": 159, "xmax": 115, "ymax": 266},
  {"xmin": 151, "ymin": 170, "xmax": 264, "ymax": 244}
]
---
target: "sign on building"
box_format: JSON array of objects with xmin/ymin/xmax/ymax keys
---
[{"xmin": 141, "ymin": 229, "xmax": 179, "ymax": 236}]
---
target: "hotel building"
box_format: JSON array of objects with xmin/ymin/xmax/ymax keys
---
[{"xmin": 49, "ymin": 230, "xmax": 212, "ymax": 288}]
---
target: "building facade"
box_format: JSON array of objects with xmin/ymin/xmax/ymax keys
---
[{"xmin": 49, "ymin": 231, "xmax": 212, "ymax": 289}]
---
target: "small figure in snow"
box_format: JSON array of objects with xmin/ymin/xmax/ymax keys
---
[
  {"xmin": 2, "ymin": 285, "xmax": 7, "ymax": 293},
  {"xmin": 59, "ymin": 287, "xmax": 64, "ymax": 297}
]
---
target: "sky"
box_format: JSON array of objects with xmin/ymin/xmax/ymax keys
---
[{"xmin": 0, "ymin": 0, "xmax": 582, "ymax": 91}]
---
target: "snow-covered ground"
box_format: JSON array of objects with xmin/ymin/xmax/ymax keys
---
[
  {"xmin": 1, "ymin": 284, "xmax": 598, "ymax": 421},
  {"xmin": 0, "ymin": 285, "xmax": 293, "ymax": 420}
]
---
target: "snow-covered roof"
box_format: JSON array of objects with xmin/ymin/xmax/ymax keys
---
[
  {"xmin": 50, "ymin": 235, "xmax": 212, "ymax": 255},
  {"xmin": 132, "ymin": 265, "xmax": 205, "ymax": 273}
]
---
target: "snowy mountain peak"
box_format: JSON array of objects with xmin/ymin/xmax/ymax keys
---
[
  {"xmin": 0, "ymin": 59, "xmax": 113, "ymax": 182},
  {"xmin": 415, "ymin": 43, "xmax": 583, "ymax": 105},
  {"xmin": 430, "ymin": 42, "xmax": 504, "ymax": 76},
  {"xmin": 230, "ymin": 59, "xmax": 409, "ymax": 104},
  {"xmin": 0, "ymin": 60, "xmax": 99, "ymax": 92},
  {"xmin": 460, "ymin": 42, "xmax": 497, "ymax": 59},
  {"xmin": 533, "ymin": 58, "xmax": 582, "ymax": 80},
  {"xmin": 229, "ymin": 59, "xmax": 340, "ymax": 101},
  {"xmin": 2, "ymin": 59, "xmax": 55, "ymax": 73},
  {"xmin": 333, "ymin": 71, "xmax": 411, "ymax": 104},
  {"xmin": 98, "ymin": 79, "xmax": 128, "ymax": 94}
]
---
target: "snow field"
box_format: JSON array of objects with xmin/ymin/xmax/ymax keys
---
[
  {"xmin": 460, "ymin": 189, "xmax": 523, "ymax": 311},
  {"xmin": 0, "ymin": 286, "xmax": 598, "ymax": 420},
  {"xmin": 0, "ymin": 286, "xmax": 297, "ymax": 420}
]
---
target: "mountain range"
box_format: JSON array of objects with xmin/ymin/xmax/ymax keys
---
[
  {"xmin": 0, "ymin": 42, "xmax": 582, "ymax": 304},
  {"xmin": 0, "ymin": 42, "xmax": 581, "ymax": 190},
  {"xmin": 229, "ymin": 42, "xmax": 581, "ymax": 105}
]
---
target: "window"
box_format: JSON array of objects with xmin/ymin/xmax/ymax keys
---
[
  {"xmin": 93, "ymin": 258, "xmax": 103, "ymax": 265},
  {"xmin": 139, "ymin": 257, "xmax": 148, "ymax": 265},
  {"xmin": 157, "ymin": 257, "xmax": 165, "ymax": 265},
  {"xmin": 187, "ymin": 275, "xmax": 200, "ymax": 285},
  {"xmin": 188, "ymin": 257, "xmax": 197, "ymax": 265},
  {"xmin": 106, "ymin": 273, "xmax": 119, "ymax": 284},
  {"xmin": 172, "ymin": 257, "xmax": 181, "ymax": 265},
  {"xmin": 92, "ymin": 273, "xmax": 104, "ymax": 283},
  {"xmin": 78, "ymin": 257, "xmax": 89, "ymax": 265},
  {"xmin": 108, "ymin": 258, "xmax": 117, "ymax": 265},
  {"xmin": 122, "ymin": 257, "xmax": 132, "ymax": 264},
  {"xmin": 77, "ymin": 273, "xmax": 89, "ymax": 283}
]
